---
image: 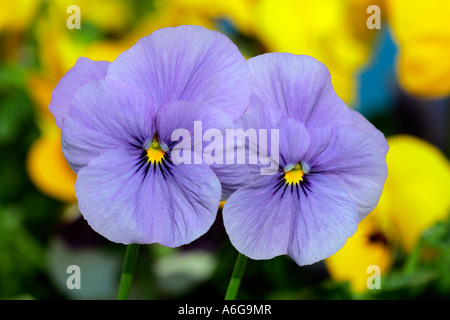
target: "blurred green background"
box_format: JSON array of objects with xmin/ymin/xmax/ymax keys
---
[{"xmin": 0, "ymin": 0, "xmax": 449, "ymax": 300}]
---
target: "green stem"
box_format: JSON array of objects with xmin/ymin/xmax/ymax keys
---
[
  {"xmin": 224, "ymin": 252, "xmax": 248, "ymax": 300},
  {"xmin": 117, "ymin": 243, "xmax": 140, "ymax": 300}
]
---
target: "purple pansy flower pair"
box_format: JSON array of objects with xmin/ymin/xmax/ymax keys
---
[{"xmin": 50, "ymin": 25, "xmax": 388, "ymax": 266}]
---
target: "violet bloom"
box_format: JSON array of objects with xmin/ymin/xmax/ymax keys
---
[
  {"xmin": 222, "ymin": 53, "xmax": 388, "ymax": 266},
  {"xmin": 50, "ymin": 25, "xmax": 250, "ymax": 246}
]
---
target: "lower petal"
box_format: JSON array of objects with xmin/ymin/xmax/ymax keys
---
[
  {"xmin": 222, "ymin": 174, "xmax": 295, "ymax": 260},
  {"xmin": 287, "ymin": 174, "xmax": 359, "ymax": 266},
  {"xmin": 75, "ymin": 149, "xmax": 221, "ymax": 247}
]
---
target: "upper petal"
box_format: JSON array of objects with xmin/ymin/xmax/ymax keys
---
[
  {"xmin": 62, "ymin": 79, "xmax": 154, "ymax": 172},
  {"xmin": 155, "ymin": 100, "xmax": 234, "ymax": 147},
  {"xmin": 106, "ymin": 25, "xmax": 251, "ymax": 120},
  {"xmin": 278, "ymin": 117, "xmax": 310, "ymax": 168},
  {"xmin": 49, "ymin": 57, "xmax": 109, "ymax": 128},
  {"xmin": 247, "ymin": 53, "xmax": 351, "ymax": 129},
  {"xmin": 235, "ymin": 105, "xmax": 283, "ymax": 169},
  {"xmin": 303, "ymin": 115, "xmax": 388, "ymax": 220}
]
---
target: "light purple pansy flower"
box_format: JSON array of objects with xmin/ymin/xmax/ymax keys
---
[
  {"xmin": 50, "ymin": 25, "xmax": 251, "ymax": 246},
  {"xmin": 222, "ymin": 53, "xmax": 389, "ymax": 266}
]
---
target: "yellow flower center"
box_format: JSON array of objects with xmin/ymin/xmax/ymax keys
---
[
  {"xmin": 146, "ymin": 138, "xmax": 165, "ymax": 164},
  {"xmin": 284, "ymin": 163, "xmax": 304, "ymax": 185}
]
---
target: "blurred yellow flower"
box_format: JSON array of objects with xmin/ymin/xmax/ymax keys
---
[
  {"xmin": 33, "ymin": 3, "xmax": 129, "ymax": 79},
  {"xmin": 325, "ymin": 212, "xmax": 392, "ymax": 293},
  {"xmin": 27, "ymin": 70, "xmax": 77, "ymax": 203},
  {"xmin": 252, "ymin": 0, "xmax": 381, "ymax": 105},
  {"xmin": 326, "ymin": 135, "xmax": 450, "ymax": 293},
  {"xmin": 0, "ymin": 0, "xmax": 41, "ymax": 32},
  {"xmin": 378, "ymin": 135, "xmax": 450, "ymax": 252},
  {"xmin": 0, "ymin": 0, "xmax": 42, "ymax": 61},
  {"xmin": 160, "ymin": 0, "xmax": 256, "ymax": 33},
  {"xmin": 46, "ymin": 0, "xmax": 132, "ymax": 33},
  {"xmin": 387, "ymin": 0, "xmax": 450, "ymax": 98},
  {"xmin": 128, "ymin": 0, "xmax": 257, "ymax": 47},
  {"xmin": 27, "ymin": 131, "xmax": 77, "ymax": 203}
]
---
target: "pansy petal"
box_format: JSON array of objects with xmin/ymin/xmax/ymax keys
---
[
  {"xmin": 106, "ymin": 25, "xmax": 250, "ymax": 120},
  {"xmin": 278, "ymin": 117, "xmax": 310, "ymax": 168},
  {"xmin": 76, "ymin": 149, "xmax": 221, "ymax": 246},
  {"xmin": 206, "ymin": 127, "xmax": 252, "ymax": 200},
  {"xmin": 223, "ymin": 167, "xmax": 359, "ymax": 265},
  {"xmin": 155, "ymin": 100, "xmax": 234, "ymax": 147},
  {"xmin": 209, "ymin": 130, "xmax": 253, "ymax": 200},
  {"xmin": 49, "ymin": 57, "xmax": 109, "ymax": 128},
  {"xmin": 287, "ymin": 174, "xmax": 359, "ymax": 266},
  {"xmin": 62, "ymin": 79, "xmax": 154, "ymax": 172},
  {"xmin": 222, "ymin": 174, "xmax": 294, "ymax": 260},
  {"xmin": 210, "ymin": 162, "xmax": 251, "ymax": 200},
  {"xmin": 349, "ymin": 109, "xmax": 389, "ymax": 153},
  {"xmin": 236, "ymin": 104, "xmax": 283, "ymax": 134},
  {"xmin": 234, "ymin": 106, "xmax": 284, "ymax": 177},
  {"xmin": 155, "ymin": 100, "xmax": 249, "ymax": 198},
  {"xmin": 304, "ymin": 121, "xmax": 388, "ymax": 220},
  {"xmin": 247, "ymin": 53, "xmax": 351, "ymax": 129}
]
